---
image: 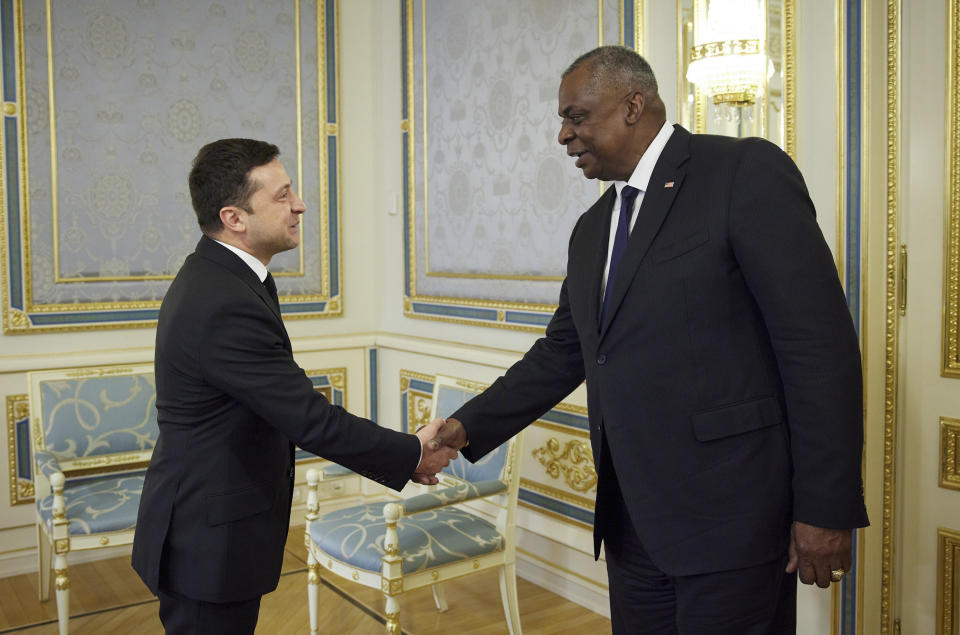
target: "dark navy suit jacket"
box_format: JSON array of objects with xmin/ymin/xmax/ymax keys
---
[
  {"xmin": 132, "ymin": 236, "xmax": 420, "ymax": 602},
  {"xmin": 452, "ymin": 126, "xmax": 869, "ymax": 576}
]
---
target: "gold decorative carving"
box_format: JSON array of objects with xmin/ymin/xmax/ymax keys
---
[
  {"xmin": 431, "ymin": 570, "xmax": 439, "ymax": 580},
  {"xmin": 400, "ymin": 370, "xmax": 434, "ymax": 433},
  {"xmin": 8, "ymin": 309, "xmax": 30, "ymax": 329},
  {"xmin": 326, "ymin": 123, "xmax": 338, "ymax": 135},
  {"xmin": 307, "ymin": 561, "xmax": 320, "ymax": 585},
  {"xmin": 881, "ymin": 0, "xmax": 902, "ymax": 632},
  {"xmin": 380, "ymin": 578, "xmax": 403, "ymax": 595},
  {"xmin": 938, "ymin": 527, "xmax": 960, "ymax": 634},
  {"xmin": 352, "ymin": 570, "xmax": 359, "ymax": 581},
  {"xmin": 99, "ymin": 536, "xmax": 109, "ymax": 546},
  {"xmin": 946, "ymin": 0, "xmax": 960, "ymax": 378},
  {"xmin": 54, "ymin": 539, "xmax": 69, "ymax": 554},
  {"xmin": 305, "ymin": 367, "xmax": 348, "ymax": 410},
  {"xmin": 55, "ymin": 568, "xmax": 70, "ymax": 590},
  {"xmin": 3, "ymin": 102, "xmax": 16, "ymax": 115},
  {"xmin": 473, "ymin": 560, "xmax": 479, "ymax": 569},
  {"xmin": 532, "ymin": 438, "xmax": 598, "ymax": 493},
  {"xmin": 7, "ymin": 394, "xmax": 31, "ymax": 506},
  {"xmin": 386, "ymin": 609, "xmax": 401, "ymax": 635},
  {"xmin": 942, "ymin": 417, "xmax": 960, "ymax": 490}
]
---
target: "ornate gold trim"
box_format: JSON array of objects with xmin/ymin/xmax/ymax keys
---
[
  {"xmin": 941, "ymin": 417, "xmax": 960, "ymax": 490},
  {"xmin": 938, "ymin": 527, "xmax": 960, "ymax": 635},
  {"xmin": 782, "ymin": 0, "xmax": 796, "ymax": 158},
  {"xmin": 532, "ymin": 438, "xmax": 597, "ymax": 493},
  {"xmin": 520, "ymin": 477, "xmax": 595, "ymax": 511},
  {"xmin": 54, "ymin": 567, "xmax": 69, "ymax": 590},
  {"xmin": 635, "ymin": 0, "xmax": 644, "ymax": 53},
  {"xmin": 945, "ymin": 0, "xmax": 960, "ymax": 378},
  {"xmin": 6, "ymin": 393, "xmax": 31, "ymax": 505},
  {"xmin": 400, "ymin": 369, "xmax": 433, "ymax": 432},
  {"xmin": 306, "ymin": 367, "xmax": 348, "ymax": 408},
  {"xmin": 881, "ymin": 0, "xmax": 901, "ymax": 632},
  {"xmin": 3, "ymin": 1, "xmax": 339, "ymax": 332}
]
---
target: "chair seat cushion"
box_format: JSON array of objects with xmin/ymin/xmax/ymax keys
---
[
  {"xmin": 311, "ymin": 502, "xmax": 504, "ymax": 574},
  {"xmin": 37, "ymin": 472, "xmax": 145, "ymax": 535}
]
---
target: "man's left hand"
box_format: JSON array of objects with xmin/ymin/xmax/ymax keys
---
[{"xmin": 785, "ymin": 521, "xmax": 853, "ymax": 588}]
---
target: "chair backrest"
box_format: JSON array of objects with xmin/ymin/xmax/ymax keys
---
[
  {"xmin": 429, "ymin": 375, "xmax": 518, "ymax": 489},
  {"xmin": 28, "ymin": 364, "xmax": 158, "ymax": 474}
]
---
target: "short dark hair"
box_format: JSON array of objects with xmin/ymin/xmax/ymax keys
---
[
  {"xmin": 563, "ymin": 46, "xmax": 658, "ymax": 98},
  {"xmin": 188, "ymin": 138, "xmax": 280, "ymax": 233}
]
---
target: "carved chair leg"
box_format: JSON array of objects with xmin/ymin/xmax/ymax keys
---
[
  {"xmin": 307, "ymin": 549, "xmax": 320, "ymax": 634},
  {"xmin": 384, "ymin": 595, "xmax": 401, "ymax": 635},
  {"xmin": 54, "ymin": 552, "xmax": 70, "ymax": 635},
  {"xmin": 36, "ymin": 523, "xmax": 51, "ymax": 601},
  {"xmin": 431, "ymin": 582, "xmax": 448, "ymax": 612},
  {"xmin": 499, "ymin": 563, "xmax": 522, "ymax": 635}
]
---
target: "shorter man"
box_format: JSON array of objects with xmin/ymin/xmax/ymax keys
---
[{"xmin": 132, "ymin": 138, "xmax": 456, "ymax": 634}]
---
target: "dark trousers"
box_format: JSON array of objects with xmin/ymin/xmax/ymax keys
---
[
  {"xmin": 602, "ymin": 469, "xmax": 797, "ymax": 634},
  {"xmin": 157, "ymin": 588, "xmax": 261, "ymax": 635}
]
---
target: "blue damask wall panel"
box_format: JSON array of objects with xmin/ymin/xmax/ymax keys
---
[{"xmin": 0, "ymin": 0, "xmax": 342, "ymax": 332}]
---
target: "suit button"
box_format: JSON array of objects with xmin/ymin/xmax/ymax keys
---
[{"xmin": 597, "ymin": 354, "xmax": 606, "ymax": 365}]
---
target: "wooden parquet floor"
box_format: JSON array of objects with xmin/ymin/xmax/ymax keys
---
[{"xmin": 0, "ymin": 526, "xmax": 610, "ymax": 634}]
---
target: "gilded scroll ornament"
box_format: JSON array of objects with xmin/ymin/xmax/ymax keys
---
[{"xmin": 532, "ymin": 438, "xmax": 598, "ymax": 493}]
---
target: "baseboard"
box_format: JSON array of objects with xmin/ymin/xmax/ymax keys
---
[{"xmin": 516, "ymin": 554, "xmax": 610, "ymax": 618}]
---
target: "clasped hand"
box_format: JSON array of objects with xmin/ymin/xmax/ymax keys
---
[{"xmin": 411, "ymin": 417, "xmax": 469, "ymax": 485}]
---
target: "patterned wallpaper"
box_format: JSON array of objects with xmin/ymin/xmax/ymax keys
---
[
  {"xmin": 1, "ymin": 0, "xmax": 342, "ymax": 332},
  {"xmin": 403, "ymin": 0, "xmax": 641, "ymax": 329}
]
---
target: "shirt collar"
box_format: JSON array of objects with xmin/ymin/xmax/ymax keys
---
[
  {"xmin": 614, "ymin": 120, "xmax": 675, "ymax": 197},
  {"xmin": 213, "ymin": 239, "xmax": 269, "ymax": 282}
]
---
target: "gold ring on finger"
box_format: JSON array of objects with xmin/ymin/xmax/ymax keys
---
[{"xmin": 830, "ymin": 568, "xmax": 845, "ymax": 582}]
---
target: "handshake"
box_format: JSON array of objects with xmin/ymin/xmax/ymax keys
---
[{"xmin": 411, "ymin": 417, "xmax": 469, "ymax": 485}]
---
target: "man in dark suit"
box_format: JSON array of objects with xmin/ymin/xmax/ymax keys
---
[
  {"xmin": 132, "ymin": 138, "xmax": 457, "ymax": 634},
  {"xmin": 435, "ymin": 46, "xmax": 868, "ymax": 633}
]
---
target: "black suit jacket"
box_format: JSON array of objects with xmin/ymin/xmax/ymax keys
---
[
  {"xmin": 132, "ymin": 236, "xmax": 420, "ymax": 602},
  {"xmin": 452, "ymin": 126, "xmax": 868, "ymax": 576}
]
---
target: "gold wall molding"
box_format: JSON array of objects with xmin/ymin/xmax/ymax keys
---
[
  {"xmin": 938, "ymin": 527, "xmax": 960, "ymax": 635},
  {"xmin": 941, "ymin": 417, "xmax": 960, "ymax": 491},
  {"xmin": 1, "ymin": 0, "xmax": 343, "ymax": 333},
  {"xmin": 399, "ymin": 369, "xmax": 434, "ymax": 433},
  {"xmin": 945, "ymin": 0, "xmax": 960, "ymax": 379},
  {"xmin": 531, "ymin": 438, "xmax": 598, "ymax": 494},
  {"xmin": 6, "ymin": 393, "xmax": 32, "ymax": 505},
  {"xmin": 881, "ymin": 0, "xmax": 902, "ymax": 632}
]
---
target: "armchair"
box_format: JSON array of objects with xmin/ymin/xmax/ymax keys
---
[
  {"xmin": 304, "ymin": 375, "xmax": 523, "ymax": 634},
  {"xmin": 29, "ymin": 364, "xmax": 157, "ymax": 635}
]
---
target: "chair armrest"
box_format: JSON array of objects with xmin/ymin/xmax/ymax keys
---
[
  {"xmin": 34, "ymin": 450, "xmax": 64, "ymax": 484},
  {"xmin": 402, "ymin": 479, "xmax": 507, "ymax": 515}
]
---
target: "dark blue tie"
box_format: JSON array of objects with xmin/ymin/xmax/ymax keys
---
[{"xmin": 600, "ymin": 185, "xmax": 640, "ymax": 325}]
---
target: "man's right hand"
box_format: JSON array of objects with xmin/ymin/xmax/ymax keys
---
[
  {"xmin": 412, "ymin": 418, "xmax": 460, "ymax": 485},
  {"xmin": 430, "ymin": 417, "xmax": 469, "ymax": 450}
]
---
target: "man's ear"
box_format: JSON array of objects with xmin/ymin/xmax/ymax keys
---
[
  {"xmin": 624, "ymin": 91, "xmax": 645, "ymax": 125},
  {"xmin": 219, "ymin": 206, "xmax": 246, "ymax": 233}
]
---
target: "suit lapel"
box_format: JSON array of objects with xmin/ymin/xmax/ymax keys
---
[
  {"xmin": 196, "ymin": 236, "xmax": 285, "ymax": 324},
  {"xmin": 581, "ymin": 187, "xmax": 617, "ymax": 334},
  {"xmin": 599, "ymin": 126, "xmax": 691, "ymax": 338}
]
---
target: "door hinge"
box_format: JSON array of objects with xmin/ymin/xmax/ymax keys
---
[{"xmin": 898, "ymin": 244, "xmax": 908, "ymax": 316}]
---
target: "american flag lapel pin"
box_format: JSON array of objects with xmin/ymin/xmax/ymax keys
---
[{"xmin": 664, "ymin": 181, "xmax": 675, "ymax": 188}]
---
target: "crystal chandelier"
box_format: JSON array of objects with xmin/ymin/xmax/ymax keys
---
[{"xmin": 685, "ymin": 0, "xmax": 768, "ymax": 107}]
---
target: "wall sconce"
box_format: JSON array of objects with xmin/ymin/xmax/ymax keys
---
[{"xmin": 685, "ymin": 0, "xmax": 770, "ymax": 110}]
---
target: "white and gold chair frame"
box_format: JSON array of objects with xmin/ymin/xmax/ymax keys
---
[
  {"xmin": 29, "ymin": 363, "xmax": 157, "ymax": 635},
  {"xmin": 304, "ymin": 375, "xmax": 523, "ymax": 634}
]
